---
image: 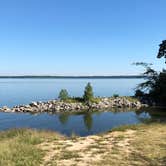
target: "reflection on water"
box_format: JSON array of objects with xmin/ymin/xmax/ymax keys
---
[
  {"xmin": 58, "ymin": 112, "xmax": 93, "ymax": 131},
  {"xmin": 0, "ymin": 108, "xmax": 165, "ymax": 136},
  {"xmin": 59, "ymin": 114, "xmax": 69, "ymax": 125},
  {"xmin": 135, "ymin": 108, "xmax": 166, "ymax": 123},
  {"xmin": 83, "ymin": 113, "xmax": 93, "ymax": 131}
]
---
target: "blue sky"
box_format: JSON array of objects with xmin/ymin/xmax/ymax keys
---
[{"xmin": 0, "ymin": 0, "xmax": 165, "ymax": 75}]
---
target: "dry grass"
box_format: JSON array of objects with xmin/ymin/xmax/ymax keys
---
[
  {"xmin": 0, "ymin": 129, "xmax": 63, "ymax": 166},
  {"xmin": 0, "ymin": 123, "xmax": 166, "ymax": 166}
]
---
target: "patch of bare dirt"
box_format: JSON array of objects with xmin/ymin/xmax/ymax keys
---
[{"xmin": 39, "ymin": 129, "xmax": 136, "ymax": 166}]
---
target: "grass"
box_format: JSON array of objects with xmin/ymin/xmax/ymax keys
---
[
  {"xmin": 0, "ymin": 129, "xmax": 63, "ymax": 166},
  {"xmin": 0, "ymin": 129, "xmax": 43, "ymax": 166},
  {"xmin": 62, "ymin": 96, "xmax": 140, "ymax": 105},
  {"xmin": 0, "ymin": 141, "xmax": 43, "ymax": 166},
  {"xmin": 59, "ymin": 150, "xmax": 81, "ymax": 160},
  {"xmin": 95, "ymin": 123, "xmax": 166, "ymax": 166},
  {"xmin": 0, "ymin": 123, "xmax": 166, "ymax": 166},
  {"xmin": 129, "ymin": 124, "xmax": 166, "ymax": 166},
  {"xmin": 61, "ymin": 97, "xmax": 84, "ymax": 103},
  {"xmin": 110, "ymin": 123, "xmax": 143, "ymax": 132},
  {"xmin": 62, "ymin": 97, "xmax": 101, "ymax": 104}
]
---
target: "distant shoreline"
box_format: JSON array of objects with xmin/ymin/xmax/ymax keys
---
[{"xmin": 0, "ymin": 75, "xmax": 146, "ymax": 79}]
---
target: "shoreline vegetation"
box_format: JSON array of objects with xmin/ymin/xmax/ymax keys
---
[
  {"xmin": 0, "ymin": 96, "xmax": 145, "ymax": 114},
  {"xmin": 0, "ymin": 123, "xmax": 165, "ymax": 166},
  {"xmin": 0, "ymin": 83, "xmax": 147, "ymax": 114}
]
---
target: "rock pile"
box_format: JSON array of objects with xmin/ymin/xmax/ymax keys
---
[{"xmin": 0, "ymin": 97, "xmax": 145, "ymax": 113}]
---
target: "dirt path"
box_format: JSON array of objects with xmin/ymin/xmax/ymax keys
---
[
  {"xmin": 38, "ymin": 124, "xmax": 166, "ymax": 166},
  {"xmin": 39, "ymin": 130, "xmax": 136, "ymax": 166}
]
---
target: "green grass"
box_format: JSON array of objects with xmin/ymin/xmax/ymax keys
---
[
  {"xmin": 59, "ymin": 150, "xmax": 81, "ymax": 160},
  {"xmin": 110, "ymin": 124, "xmax": 143, "ymax": 132},
  {"xmin": 0, "ymin": 141, "xmax": 43, "ymax": 166},
  {"xmin": 0, "ymin": 129, "xmax": 43, "ymax": 166},
  {"xmin": 0, "ymin": 129, "xmax": 62, "ymax": 166},
  {"xmin": 61, "ymin": 96, "xmax": 140, "ymax": 106}
]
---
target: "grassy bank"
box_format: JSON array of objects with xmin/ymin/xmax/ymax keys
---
[
  {"xmin": 0, "ymin": 123, "xmax": 166, "ymax": 166},
  {"xmin": 62, "ymin": 96, "xmax": 139, "ymax": 104}
]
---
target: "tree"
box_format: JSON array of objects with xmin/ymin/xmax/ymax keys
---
[
  {"xmin": 157, "ymin": 40, "xmax": 166, "ymax": 63},
  {"xmin": 58, "ymin": 89, "xmax": 69, "ymax": 101},
  {"xmin": 134, "ymin": 40, "xmax": 166, "ymax": 106},
  {"xmin": 134, "ymin": 62, "xmax": 158, "ymax": 92},
  {"xmin": 135, "ymin": 89, "xmax": 144, "ymax": 98},
  {"xmin": 149, "ymin": 70, "xmax": 166, "ymax": 105},
  {"xmin": 83, "ymin": 83, "xmax": 94, "ymax": 103}
]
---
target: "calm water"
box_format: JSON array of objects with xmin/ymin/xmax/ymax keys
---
[
  {"xmin": 0, "ymin": 108, "xmax": 166, "ymax": 136},
  {"xmin": 0, "ymin": 78, "xmax": 165, "ymax": 136},
  {"xmin": 0, "ymin": 78, "xmax": 143, "ymax": 107}
]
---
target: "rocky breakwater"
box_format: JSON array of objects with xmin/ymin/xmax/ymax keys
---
[{"xmin": 0, "ymin": 97, "xmax": 145, "ymax": 113}]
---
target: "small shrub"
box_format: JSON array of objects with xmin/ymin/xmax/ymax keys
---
[
  {"xmin": 91, "ymin": 97, "xmax": 100, "ymax": 104},
  {"xmin": 113, "ymin": 94, "xmax": 119, "ymax": 98},
  {"xmin": 72, "ymin": 97, "xmax": 84, "ymax": 103},
  {"xmin": 58, "ymin": 89, "xmax": 69, "ymax": 101},
  {"xmin": 83, "ymin": 83, "xmax": 94, "ymax": 103}
]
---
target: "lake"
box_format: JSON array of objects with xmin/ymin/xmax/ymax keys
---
[
  {"xmin": 0, "ymin": 108, "xmax": 166, "ymax": 136},
  {"xmin": 0, "ymin": 78, "xmax": 165, "ymax": 136},
  {"xmin": 0, "ymin": 78, "xmax": 144, "ymax": 107}
]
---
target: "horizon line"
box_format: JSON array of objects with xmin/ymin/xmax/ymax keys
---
[{"xmin": 0, "ymin": 75, "xmax": 145, "ymax": 79}]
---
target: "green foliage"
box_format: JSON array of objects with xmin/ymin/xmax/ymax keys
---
[
  {"xmin": 0, "ymin": 129, "xmax": 63, "ymax": 166},
  {"xmin": 83, "ymin": 83, "xmax": 94, "ymax": 102},
  {"xmin": 113, "ymin": 94, "xmax": 119, "ymax": 98},
  {"xmin": 122, "ymin": 96, "xmax": 139, "ymax": 103},
  {"xmin": 135, "ymin": 90, "xmax": 144, "ymax": 98},
  {"xmin": 58, "ymin": 89, "xmax": 69, "ymax": 101},
  {"xmin": 90, "ymin": 97, "xmax": 100, "ymax": 103},
  {"xmin": 134, "ymin": 40, "xmax": 166, "ymax": 106},
  {"xmin": 0, "ymin": 129, "xmax": 44, "ymax": 166},
  {"xmin": 72, "ymin": 97, "xmax": 85, "ymax": 103},
  {"xmin": 157, "ymin": 40, "xmax": 166, "ymax": 62},
  {"xmin": 135, "ymin": 63, "xmax": 157, "ymax": 92},
  {"xmin": 149, "ymin": 70, "xmax": 166, "ymax": 105},
  {"xmin": 134, "ymin": 62, "xmax": 158, "ymax": 92},
  {"xmin": 61, "ymin": 97, "xmax": 85, "ymax": 103}
]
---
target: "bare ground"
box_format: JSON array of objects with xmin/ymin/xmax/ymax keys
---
[{"xmin": 38, "ymin": 123, "xmax": 166, "ymax": 166}]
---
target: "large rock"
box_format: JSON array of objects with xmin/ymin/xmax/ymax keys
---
[{"xmin": 29, "ymin": 102, "xmax": 38, "ymax": 107}]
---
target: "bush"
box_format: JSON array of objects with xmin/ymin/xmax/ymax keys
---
[
  {"xmin": 113, "ymin": 94, "xmax": 119, "ymax": 98},
  {"xmin": 58, "ymin": 89, "xmax": 69, "ymax": 101},
  {"xmin": 83, "ymin": 83, "xmax": 94, "ymax": 102},
  {"xmin": 149, "ymin": 71, "xmax": 166, "ymax": 105},
  {"xmin": 134, "ymin": 62, "xmax": 166, "ymax": 106},
  {"xmin": 135, "ymin": 90, "xmax": 144, "ymax": 98},
  {"xmin": 91, "ymin": 97, "xmax": 100, "ymax": 104}
]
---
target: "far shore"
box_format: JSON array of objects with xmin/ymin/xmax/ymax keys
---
[{"xmin": 0, "ymin": 75, "xmax": 146, "ymax": 79}]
